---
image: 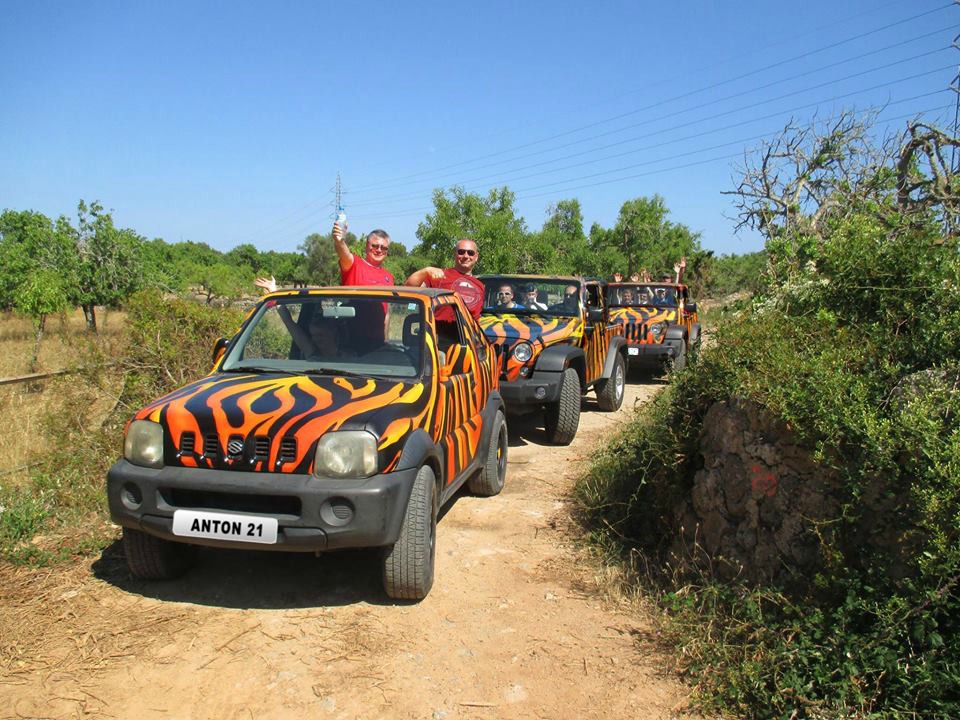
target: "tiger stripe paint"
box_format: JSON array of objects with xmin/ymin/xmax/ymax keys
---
[
  {"xmin": 130, "ymin": 287, "xmax": 499, "ymax": 486},
  {"xmin": 478, "ymin": 279, "xmax": 623, "ymax": 386},
  {"xmin": 607, "ymin": 283, "xmax": 699, "ymax": 349}
]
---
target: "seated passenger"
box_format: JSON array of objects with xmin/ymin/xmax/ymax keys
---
[
  {"xmin": 494, "ymin": 284, "xmax": 523, "ymax": 310},
  {"xmin": 521, "ymin": 283, "xmax": 548, "ymax": 310}
]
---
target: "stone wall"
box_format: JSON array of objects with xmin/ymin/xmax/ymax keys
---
[{"xmin": 669, "ymin": 398, "xmax": 839, "ymax": 584}]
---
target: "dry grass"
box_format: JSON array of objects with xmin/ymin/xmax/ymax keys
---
[
  {"xmin": 0, "ymin": 308, "xmax": 127, "ymax": 378},
  {"xmin": 0, "ymin": 309, "xmax": 128, "ymax": 476}
]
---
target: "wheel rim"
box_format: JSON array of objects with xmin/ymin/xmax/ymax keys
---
[{"xmin": 615, "ymin": 362, "xmax": 625, "ymax": 400}]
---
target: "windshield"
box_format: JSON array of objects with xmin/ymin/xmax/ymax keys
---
[
  {"xmin": 608, "ymin": 284, "xmax": 678, "ymax": 309},
  {"xmin": 221, "ymin": 295, "xmax": 425, "ymax": 379},
  {"xmin": 480, "ymin": 278, "xmax": 582, "ymax": 317}
]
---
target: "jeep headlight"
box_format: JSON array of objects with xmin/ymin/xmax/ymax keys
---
[
  {"xmin": 124, "ymin": 420, "xmax": 164, "ymax": 468},
  {"xmin": 650, "ymin": 322, "xmax": 667, "ymax": 340},
  {"xmin": 314, "ymin": 431, "xmax": 379, "ymax": 478},
  {"xmin": 512, "ymin": 341, "xmax": 533, "ymax": 363}
]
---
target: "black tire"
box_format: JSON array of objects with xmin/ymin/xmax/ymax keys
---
[
  {"xmin": 667, "ymin": 339, "xmax": 687, "ymax": 372},
  {"xmin": 595, "ymin": 352, "xmax": 625, "ymax": 411},
  {"xmin": 383, "ymin": 465, "xmax": 437, "ymax": 600},
  {"xmin": 543, "ymin": 367, "xmax": 581, "ymax": 445},
  {"xmin": 468, "ymin": 410, "xmax": 507, "ymax": 496},
  {"xmin": 122, "ymin": 527, "xmax": 196, "ymax": 580}
]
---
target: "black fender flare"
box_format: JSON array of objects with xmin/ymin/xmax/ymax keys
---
[
  {"xmin": 477, "ymin": 391, "xmax": 506, "ymax": 453},
  {"xmin": 665, "ymin": 325, "xmax": 687, "ymax": 343},
  {"xmin": 689, "ymin": 323, "xmax": 701, "ymax": 344},
  {"xmin": 395, "ymin": 428, "xmax": 443, "ymax": 480},
  {"xmin": 600, "ymin": 336, "xmax": 627, "ymax": 379},
  {"xmin": 534, "ymin": 345, "xmax": 586, "ymax": 386}
]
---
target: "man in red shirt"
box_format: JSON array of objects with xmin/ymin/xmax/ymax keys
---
[
  {"xmin": 334, "ymin": 222, "xmax": 394, "ymax": 286},
  {"xmin": 332, "ymin": 221, "xmax": 395, "ymax": 352},
  {"xmin": 405, "ymin": 238, "xmax": 484, "ymax": 318}
]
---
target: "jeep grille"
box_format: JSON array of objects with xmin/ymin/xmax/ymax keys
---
[{"xmin": 280, "ymin": 437, "xmax": 297, "ymax": 463}]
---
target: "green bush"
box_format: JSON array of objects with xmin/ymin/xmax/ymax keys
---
[{"xmin": 576, "ymin": 212, "xmax": 960, "ymax": 717}]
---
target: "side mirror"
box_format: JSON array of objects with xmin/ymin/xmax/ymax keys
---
[
  {"xmin": 587, "ymin": 307, "xmax": 604, "ymax": 323},
  {"xmin": 685, "ymin": 302, "xmax": 698, "ymax": 313},
  {"xmin": 212, "ymin": 337, "xmax": 230, "ymax": 364}
]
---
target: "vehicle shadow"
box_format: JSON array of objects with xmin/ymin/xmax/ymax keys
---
[
  {"xmin": 91, "ymin": 537, "xmax": 401, "ymax": 609},
  {"xmin": 92, "ymin": 480, "xmax": 480, "ymax": 610},
  {"xmin": 504, "ymin": 410, "xmax": 549, "ymax": 447}
]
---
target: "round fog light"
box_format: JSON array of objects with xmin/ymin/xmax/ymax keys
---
[
  {"xmin": 320, "ymin": 498, "xmax": 355, "ymax": 527},
  {"xmin": 121, "ymin": 483, "xmax": 143, "ymax": 510},
  {"xmin": 534, "ymin": 386, "xmax": 547, "ymax": 400}
]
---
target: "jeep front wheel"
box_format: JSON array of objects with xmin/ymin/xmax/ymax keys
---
[
  {"xmin": 383, "ymin": 464, "xmax": 437, "ymax": 600},
  {"xmin": 468, "ymin": 410, "xmax": 507, "ymax": 496},
  {"xmin": 544, "ymin": 367, "xmax": 581, "ymax": 445},
  {"xmin": 122, "ymin": 527, "xmax": 196, "ymax": 580},
  {"xmin": 595, "ymin": 352, "xmax": 625, "ymax": 411},
  {"xmin": 667, "ymin": 339, "xmax": 687, "ymax": 372}
]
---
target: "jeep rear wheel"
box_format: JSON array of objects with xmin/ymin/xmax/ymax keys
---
[
  {"xmin": 596, "ymin": 353, "xmax": 625, "ymax": 411},
  {"xmin": 468, "ymin": 410, "xmax": 507, "ymax": 496},
  {"xmin": 122, "ymin": 527, "xmax": 196, "ymax": 580},
  {"xmin": 383, "ymin": 465, "xmax": 437, "ymax": 600},
  {"xmin": 544, "ymin": 367, "xmax": 580, "ymax": 445}
]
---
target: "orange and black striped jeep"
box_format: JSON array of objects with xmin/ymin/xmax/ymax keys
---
[
  {"xmin": 605, "ymin": 282, "xmax": 700, "ymax": 372},
  {"xmin": 477, "ymin": 275, "xmax": 626, "ymax": 445},
  {"xmin": 107, "ymin": 286, "xmax": 506, "ymax": 600}
]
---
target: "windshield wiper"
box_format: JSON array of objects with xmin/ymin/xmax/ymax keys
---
[{"xmin": 222, "ymin": 366, "xmax": 300, "ymax": 375}]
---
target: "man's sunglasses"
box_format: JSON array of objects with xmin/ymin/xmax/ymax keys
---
[
  {"xmin": 456, "ymin": 248, "xmax": 477, "ymax": 256},
  {"xmin": 368, "ymin": 243, "xmax": 389, "ymax": 252},
  {"xmin": 497, "ymin": 291, "xmax": 512, "ymax": 296}
]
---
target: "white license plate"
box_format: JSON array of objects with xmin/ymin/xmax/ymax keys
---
[
  {"xmin": 627, "ymin": 347, "xmax": 639, "ymax": 356},
  {"xmin": 172, "ymin": 509, "xmax": 278, "ymax": 544}
]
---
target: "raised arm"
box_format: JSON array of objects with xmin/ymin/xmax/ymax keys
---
[
  {"xmin": 674, "ymin": 256, "xmax": 687, "ymax": 284},
  {"xmin": 333, "ymin": 221, "xmax": 354, "ymax": 273}
]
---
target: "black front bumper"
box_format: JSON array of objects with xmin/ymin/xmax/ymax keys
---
[
  {"xmin": 498, "ymin": 370, "xmax": 563, "ymax": 406},
  {"xmin": 625, "ymin": 342, "xmax": 676, "ymax": 366},
  {"xmin": 107, "ymin": 459, "xmax": 418, "ymax": 552}
]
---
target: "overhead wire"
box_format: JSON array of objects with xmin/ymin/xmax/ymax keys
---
[
  {"xmin": 345, "ymin": 31, "xmax": 953, "ymax": 204},
  {"xmin": 343, "ymin": 61, "xmax": 954, "ymax": 210},
  {"xmin": 348, "ymin": 2, "xmax": 955, "ymax": 193},
  {"xmin": 249, "ymin": 4, "xmax": 956, "ymax": 247}
]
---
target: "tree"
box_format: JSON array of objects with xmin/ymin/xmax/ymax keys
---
[
  {"xmin": 0, "ymin": 210, "xmax": 64, "ymax": 311},
  {"xmin": 15, "ymin": 268, "xmax": 70, "ymax": 370},
  {"xmin": 191, "ymin": 262, "xmax": 252, "ymax": 304},
  {"xmin": 57, "ymin": 201, "xmax": 144, "ymax": 331},
  {"xmin": 300, "ymin": 231, "xmax": 352, "ymax": 286},
  {"xmin": 414, "ymin": 187, "xmax": 528, "ymax": 274},
  {"xmin": 529, "ymin": 199, "xmax": 589, "ymax": 274}
]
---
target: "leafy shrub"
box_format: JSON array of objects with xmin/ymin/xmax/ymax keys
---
[{"xmin": 576, "ymin": 212, "xmax": 960, "ymax": 717}]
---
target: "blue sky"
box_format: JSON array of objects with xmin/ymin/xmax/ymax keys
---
[{"xmin": 1, "ymin": 0, "xmax": 956, "ymax": 258}]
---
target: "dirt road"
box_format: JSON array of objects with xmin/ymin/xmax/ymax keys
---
[{"xmin": 1, "ymin": 382, "xmax": 689, "ymax": 719}]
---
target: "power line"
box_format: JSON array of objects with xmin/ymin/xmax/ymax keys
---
[
  {"xmin": 246, "ymin": 4, "xmax": 952, "ymax": 248},
  {"xmin": 348, "ymin": 3, "xmax": 955, "ymax": 193},
  {"xmin": 344, "ymin": 65, "xmax": 953, "ymax": 211},
  {"xmin": 351, "ymin": 102, "xmax": 953, "ymax": 223},
  {"xmin": 347, "ymin": 33, "xmax": 954, "ymax": 203}
]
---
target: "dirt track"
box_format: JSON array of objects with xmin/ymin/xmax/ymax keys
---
[{"xmin": 1, "ymin": 381, "xmax": 689, "ymax": 719}]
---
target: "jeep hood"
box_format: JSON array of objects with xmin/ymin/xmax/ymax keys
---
[
  {"xmin": 133, "ymin": 372, "xmax": 430, "ymax": 474},
  {"xmin": 478, "ymin": 314, "xmax": 582, "ymax": 351},
  {"xmin": 609, "ymin": 306, "xmax": 677, "ymax": 325}
]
